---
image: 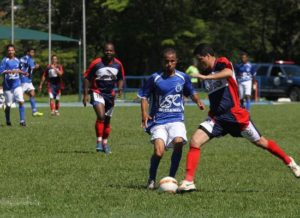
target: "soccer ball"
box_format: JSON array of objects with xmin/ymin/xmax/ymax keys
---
[{"xmin": 158, "ymin": 176, "xmax": 178, "ymax": 193}]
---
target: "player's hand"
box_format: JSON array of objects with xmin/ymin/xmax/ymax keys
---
[
  {"xmin": 35, "ymin": 64, "xmax": 40, "ymax": 69},
  {"xmin": 38, "ymin": 85, "xmax": 42, "ymax": 92},
  {"xmin": 141, "ymin": 113, "xmax": 152, "ymax": 128},
  {"xmin": 82, "ymin": 95, "xmax": 88, "ymax": 107},
  {"xmin": 197, "ymin": 100, "xmax": 205, "ymax": 110}
]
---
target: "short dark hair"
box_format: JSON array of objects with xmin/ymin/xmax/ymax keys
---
[
  {"xmin": 6, "ymin": 44, "xmax": 15, "ymax": 50},
  {"xmin": 193, "ymin": 43, "xmax": 215, "ymax": 56},
  {"xmin": 162, "ymin": 47, "xmax": 177, "ymax": 57},
  {"xmin": 240, "ymin": 51, "xmax": 248, "ymax": 56},
  {"xmin": 103, "ymin": 42, "xmax": 115, "ymax": 50},
  {"xmin": 26, "ymin": 47, "xmax": 35, "ymax": 53}
]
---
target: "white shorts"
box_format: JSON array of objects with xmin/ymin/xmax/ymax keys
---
[
  {"xmin": 49, "ymin": 92, "xmax": 61, "ymax": 100},
  {"xmin": 4, "ymin": 86, "xmax": 24, "ymax": 105},
  {"xmin": 238, "ymin": 80, "xmax": 252, "ymax": 99},
  {"xmin": 22, "ymin": 83, "xmax": 35, "ymax": 93},
  {"xmin": 91, "ymin": 92, "xmax": 114, "ymax": 117},
  {"xmin": 150, "ymin": 122, "xmax": 187, "ymax": 148}
]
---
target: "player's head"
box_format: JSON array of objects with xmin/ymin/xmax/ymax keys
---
[
  {"xmin": 26, "ymin": 48, "xmax": 35, "ymax": 57},
  {"xmin": 162, "ymin": 48, "xmax": 177, "ymax": 74},
  {"xmin": 51, "ymin": 55, "xmax": 58, "ymax": 64},
  {"xmin": 6, "ymin": 44, "xmax": 16, "ymax": 58},
  {"xmin": 103, "ymin": 42, "xmax": 115, "ymax": 61},
  {"xmin": 193, "ymin": 43, "xmax": 215, "ymax": 70},
  {"xmin": 240, "ymin": 52, "xmax": 248, "ymax": 64}
]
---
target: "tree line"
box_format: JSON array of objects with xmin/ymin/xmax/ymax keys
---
[{"xmin": 1, "ymin": 0, "xmax": 300, "ymax": 93}]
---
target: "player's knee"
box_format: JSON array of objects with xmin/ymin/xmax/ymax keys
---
[
  {"xmin": 253, "ymin": 136, "xmax": 268, "ymax": 148},
  {"xmin": 154, "ymin": 149, "xmax": 164, "ymax": 157},
  {"xmin": 172, "ymin": 137, "xmax": 184, "ymax": 145}
]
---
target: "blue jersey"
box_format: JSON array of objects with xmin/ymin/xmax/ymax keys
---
[
  {"xmin": 235, "ymin": 62, "xmax": 256, "ymax": 83},
  {"xmin": 0, "ymin": 57, "xmax": 22, "ymax": 90},
  {"xmin": 138, "ymin": 70, "xmax": 196, "ymax": 131},
  {"xmin": 20, "ymin": 55, "xmax": 36, "ymax": 83}
]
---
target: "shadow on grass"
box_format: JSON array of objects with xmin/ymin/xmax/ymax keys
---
[{"xmin": 57, "ymin": 150, "xmax": 95, "ymax": 154}]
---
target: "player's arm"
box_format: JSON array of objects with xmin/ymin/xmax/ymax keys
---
[
  {"xmin": 141, "ymin": 98, "xmax": 152, "ymax": 128},
  {"xmin": 183, "ymin": 73, "xmax": 205, "ymax": 110},
  {"xmin": 82, "ymin": 78, "xmax": 90, "ymax": 107},
  {"xmin": 56, "ymin": 65, "xmax": 63, "ymax": 77},
  {"xmin": 39, "ymin": 67, "xmax": 48, "ymax": 91},
  {"xmin": 191, "ymin": 93, "xmax": 205, "ymax": 110},
  {"xmin": 197, "ymin": 68, "xmax": 233, "ymax": 80}
]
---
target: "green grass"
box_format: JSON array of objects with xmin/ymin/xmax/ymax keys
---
[{"xmin": 1, "ymin": 104, "xmax": 300, "ymax": 217}]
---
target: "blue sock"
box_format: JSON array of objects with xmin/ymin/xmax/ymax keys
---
[
  {"xmin": 246, "ymin": 99, "xmax": 251, "ymax": 111},
  {"xmin": 169, "ymin": 150, "xmax": 182, "ymax": 178},
  {"xmin": 149, "ymin": 155, "xmax": 161, "ymax": 181},
  {"xmin": 19, "ymin": 104, "xmax": 25, "ymax": 122},
  {"xmin": 30, "ymin": 97, "xmax": 37, "ymax": 113},
  {"xmin": 5, "ymin": 106, "xmax": 10, "ymax": 123}
]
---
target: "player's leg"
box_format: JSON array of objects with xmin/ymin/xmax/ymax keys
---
[
  {"xmin": 148, "ymin": 125, "xmax": 168, "ymax": 189},
  {"xmin": 167, "ymin": 122, "xmax": 187, "ymax": 178},
  {"xmin": 239, "ymin": 83, "xmax": 245, "ymax": 107},
  {"xmin": 28, "ymin": 85, "xmax": 43, "ymax": 117},
  {"xmin": 102, "ymin": 97, "xmax": 114, "ymax": 153},
  {"xmin": 14, "ymin": 87, "xmax": 26, "ymax": 126},
  {"xmin": 244, "ymin": 80, "xmax": 252, "ymax": 111},
  {"xmin": 4, "ymin": 90, "xmax": 13, "ymax": 125},
  {"xmin": 241, "ymin": 121, "xmax": 300, "ymax": 177},
  {"xmin": 54, "ymin": 89, "xmax": 61, "ymax": 116},
  {"xmin": 91, "ymin": 92, "xmax": 106, "ymax": 152},
  {"xmin": 48, "ymin": 87, "xmax": 55, "ymax": 115},
  {"xmin": 178, "ymin": 118, "xmax": 218, "ymax": 192}
]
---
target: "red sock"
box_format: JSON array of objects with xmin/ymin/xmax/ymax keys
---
[
  {"xmin": 50, "ymin": 101, "xmax": 55, "ymax": 111},
  {"xmin": 103, "ymin": 123, "xmax": 111, "ymax": 140},
  {"xmin": 267, "ymin": 140, "xmax": 291, "ymax": 164},
  {"xmin": 55, "ymin": 101, "xmax": 60, "ymax": 110},
  {"xmin": 95, "ymin": 120, "xmax": 105, "ymax": 137},
  {"xmin": 185, "ymin": 146, "xmax": 201, "ymax": 182}
]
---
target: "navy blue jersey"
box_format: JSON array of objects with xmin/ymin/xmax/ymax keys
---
[
  {"xmin": 0, "ymin": 57, "xmax": 22, "ymax": 90},
  {"xmin": 20, "ymin": 55, "xmax": 36, "ymax": 83},
  {"xmin": 84, "ymin": 57, "xmax": 124, "ymax": 95},
  {"xmin": 138, "ymin": 70, "xmax": 196, "ymax": 130}
]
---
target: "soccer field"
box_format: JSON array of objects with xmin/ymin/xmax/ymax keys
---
[{"xmin": 1, "ymin": 104, "xmax": 300, "ymax": 217}]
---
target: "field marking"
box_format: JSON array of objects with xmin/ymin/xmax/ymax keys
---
[{"xmin": 0, "ymin": 197, "xmax": 40, "ymax": 207}]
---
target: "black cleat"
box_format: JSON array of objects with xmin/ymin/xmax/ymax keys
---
[{"xmin": 20, "ymin": 121, "xmax": 26, "ymax": 127}]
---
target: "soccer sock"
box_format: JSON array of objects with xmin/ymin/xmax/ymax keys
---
[
  {"xmin": 95, "ymin": 120, "xmax": 105, "ymax": 140},
  {"xmin": 103, "ymin": 123, "xmax": 111, "ymax": 145},
  {"xmin": 19, "ymin": 104, "xmax": 25, "ymax": 122},
  {"xmin": 267, "ymin": 140, "xmax": 291, "ymax": 164},
  {"xmin": 5, "ymin": 106, "xmax": 11, "ymax": 123},
  {"xmin": 55, "ymin": 101, "xmax": 60, "ymax": 111},
  {"xmin": 169, "ymin": 149, "xmax": 182, "ymax": 178},
  {"xmin": 30, "ymin": 97, "xmax": 37, "ymax": 113},
  {"xmin": 149, "ymin": 154, "xmax": 161, "ymax": 181},
  {"xmin": 245, "ymin": 99, "xmax": 251, "ymax": 111},
  {"xmin": 185, "ymin": 146, "xmax": 201, "ymax": 182},
  {"xmin": 50, "ymin": 100, "xmax": 55, "ymax": 111}
]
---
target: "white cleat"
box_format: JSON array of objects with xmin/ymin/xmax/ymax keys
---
[
  {"xmin": 288, "ymin": 157, "xmax": 300, "ymax": 178},
  {"xmin": 147, "ymin": 180, "xmax": 156, "ymax": 190},
  {"xmin": 177, "ymin": 180, "xmax": 197, "ymax": 193}
]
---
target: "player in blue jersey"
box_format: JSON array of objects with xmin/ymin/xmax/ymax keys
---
[
  {"xmin": 0, "ymin": 44, "xmax": 28, "ymax": 126},
  {"xmin": 235, "ymin": 52, "xmax": 256, "ymax": 111},
  {"xmin": 83, "ymin": 42, "xmax": 124, "ymax": 154},
  {"xmin": 20, "ymin": 48, "xmax": 43, "ymax": 117},
  {"xmin": 178, "ymin": 44, "xmax": 300, "ymax": 193},
  {"xmin": 138, "ymin": 48, "xmax": 205, "ymax": 189}
]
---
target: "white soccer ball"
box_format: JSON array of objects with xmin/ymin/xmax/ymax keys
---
[{"xmin": 158, "ymin": 176, "xmax": 178, "ymax": 193}]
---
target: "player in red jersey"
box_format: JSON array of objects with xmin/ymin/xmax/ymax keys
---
[
  {"xmin": 83, "ymin": 42, "xmax": 124, "ymax": 154},
  {"xmin": 178, "ymin": 44, "xmax": 300, "ymax": 192},
  {"xmin": 39, "ymin": 55, "xmax": 64, "ymax": 116}
]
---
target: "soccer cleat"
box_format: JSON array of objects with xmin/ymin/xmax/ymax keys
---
[
  {"xmin": 33, "ymin": 111, "xmax": 44, "ymax": 117},
  {"xmin": 103, "ymin": 144, "xmax": 112, "ymax": 154},
  {"xmin": 288, "ymin": 157, "xmax": 300, "ymax": 178},
  {"xmin": 96, "ymin": 143, "xmax": 104, "ymax": 152},
  {"xmin": 51, "ymin": 111, "xmax": 55, "ymax": 116},
  {"xmin": 6, "ymin": 121, "xmax": 12, "ymax": 126},
  {"xmin": 20, "ymin": 121, "xmax": 26, "ymax": 127},
  {"xmin": 147, "ymin": 179, "xmax": 156, "ymax": 190},
  {"xmin": 177, "ymin": 180, "xmax": 197, "ymax": 193},
  {"xmin": 55, "ymin": 111, "xmax": 60, "ymax": 116}
]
